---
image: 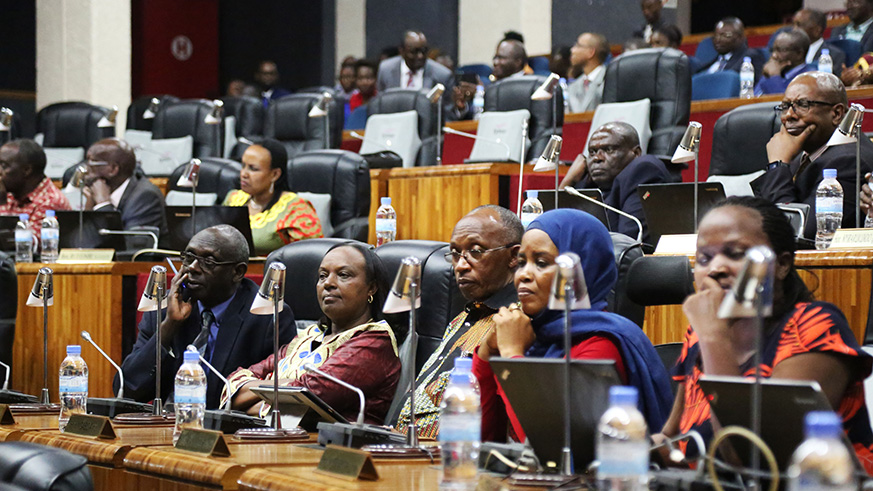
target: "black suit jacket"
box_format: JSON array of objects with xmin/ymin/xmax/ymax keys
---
[
  {"xmin": 576, "ymin": 154, "xmax": 672, "ymax": 244},
  {"xmin": 697, "ymin": 46, "xmax": 765, "ymax": 84},
  {"xmin": 116, "ymin": 278, "xmax": 296, "ymax": 408},
  {"xmin": 752, "ymin": 138, "xmax": 873, "ymax": 239},
  {"xmin": 100, "ymin": 174, "xmax": 167, "ymax": 238},
  {"xmin": 831, "ymin": 23, "xmax": 873, "ymax": 57},
  {"xmin": 814, "ymin": 41, "xmax": 846, "ymax": 76}
]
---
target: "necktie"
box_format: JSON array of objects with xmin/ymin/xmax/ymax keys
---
[
  {"xmin": 716, "ymin": 56, "xmax": 727, "ymax": 72},
  {"xmin": 794, "ymin": 153, "xmax": 813, "ymax": 182},
  {"xmin": 193, "ymin": 310, "xmax": 214, "ymax": 357},
  {"xmin": 406, "ymin": 71, "xmax": 415, "ymax": 87}
]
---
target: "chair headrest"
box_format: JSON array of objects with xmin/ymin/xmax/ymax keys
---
[{"xmin": 626, "ymin": 255, "xmax": 694, "ymax": 306}]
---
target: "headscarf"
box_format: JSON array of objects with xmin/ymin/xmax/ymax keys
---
[{"xmin": 524, "ymin": 209, "xmax": 673, "ymax": 429}]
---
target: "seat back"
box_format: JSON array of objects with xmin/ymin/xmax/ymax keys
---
[
  {"xmin": 286, "ymin": 150, "xmax": 370, "ymax": 241},
  {"xmin": 166, "ymin": 157, "xmax": 242, "ymax": 203},
  {"xmin": 263, "ymin": 94, "xmax": 339, "ymax": 159},
  {"xmin": 344, "ymin": 105, "xmax": 369, "ymax": 130},
  {"xmin": 366, "ymin": 89, "xmax": 438, "ymax": 166},
  {"xmin": 0, "ymin": 252, "xmax": 15, "ymax": 387},
  {"xmin": 529, "ymin": 56, "xmax": 551, "ymax": 76},
  {"xmin": 709, "ymin": 102, "xmax": 781, "ymax": 177},
  {"xmin": 220, "ymin": 96, "xmax": 265, "ymax": 139},
  {"xmin": 458, "ymin": 64, "xmax": 493, "ymax": 85},
  {"xmin": 0, "ymin": 441, "xmax": 93, "ymax": 491},
  {"xmin": 609, "ymin": 232, "xmax": 645, "ymax": 327},
  {"xmin": 602, "ymin": 48, "xmax": 691, "ymax": 158},
  {"xmin": 126, "ymin": 95, "xmax": 179, "ymax": 132},
  {"xmin": 582, "ymin": 99, "xmax": 652, "ymax": 158},
  {"xmin": 694, "ymin": 37, "xmax": 718, "ymax": 67},
  {"xmin": 626, "ymin": 255, "xmax": 694, "ymax": 307},
  {"xmin": 484, "ymin": 75, "xmax": 564, "ymax": 161},
  {"xmin": 691, "ymin": 71, "xmax": 740, "ymax": 101},
  {"xmin": 36, "ymin": 102, "xmax": 115, "ymax": 149},
  {"xmin": 830, "ymin": 38, "xmax": 863, "ymax": 66},
  {"xmin": 151, "ymin": 99, "xmax": 224, "ymax": 158},
  {"xmin": 360, "ymin": 111, "xmax": 421, "ymax": 168},
  {"xmin": 468, "ymin": 110, "xmax": 530, "ymax": 162}
]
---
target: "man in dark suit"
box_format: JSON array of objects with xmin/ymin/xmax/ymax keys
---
[
  {"xmin": 633, "ymin": 0, "xmax": 666, "ymax": 43},
  {"xmin": 697, "ymin": 17, "xmax": 766, "ymax": 84},
  {"xmin": 559, "ymin": 122, "xmax": 672, "ymax": 244},
  {"xmin": 753, "ymin": 72, "xmax": 873, "ymax": 239},
  {"xmin": 116, "ymin": 225, "xmax": 296, "ymax": 408},
  {"xmin": 255, "ymin": 60, "xmax": 292, "ymax": 107},
  {"xmin": 794, "ymin": 9, "xmax": 846, "ymax": 76},
  {"xmin": 830, "ymin": 0, "xmax": 873, "ymax": 54},
  {"xmin": 83, "ymin": 138, "xmax": 167, "ymax": 239},
  {"xmin": 376, "ymin": 30, "xmax": 455, "ymax": 113}
]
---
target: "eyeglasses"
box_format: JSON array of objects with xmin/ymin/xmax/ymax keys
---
[
  {"xmin": 180, "ymin": 251, "xmax": 237, "ymax": 270},
  {"xmin": 774, "ymin": 99, "xmax": 837, "ymax": 115},
  {"xmin": 404, "ymin": 46, "xmax": 429, "ymax": 56},
  {"xmin": 86, "ymin": 160, "xmax": 110, "ymax": 169},
  {"xmin": 444, "ymin": 244, "xmax": 515, "ymax": 264}
]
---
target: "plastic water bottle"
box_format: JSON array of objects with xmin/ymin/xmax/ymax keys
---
[
  {"xmin": 787, "ymin": 411, "xmax": 856, "ymax": 490},
  {"xmin": 596, "ymin": 386, "xmax": 648, "ymax": 491},
  {"xmin": 439, "ymin": 357, "xmax": 480, "ymax": 490},
  {"xmin": 740, "ymin": 57, "xmax": 755, "ymax": 99},
  {"xmin": 58, "ymin": 345, "xmax": 88, "ymax": 431},
  {"xmin": 520, "ymin": 190, "xmax": 544, "ymax": 229},
  {"xmin": 375, "ymin": 197, "xmax": 397, "ymax": 247},
  {"xmin": 818, "ymin": 49, "xmax": 833, "ymax": 74},
  {"xmin": 472, "ymin": 85, "xmax": 485, "ymax": 120},
  {"xmin": 41, "ymin": 210, "xmax": 59, "ymax": 263},
  {"xmin": 173, "ymin": 350, "xmax": 207, "ymax": 444},
  {"xmin": 14, "ymin": 213, "xmax": 33, "ymax": 263},
  {"xmin": 815, "ymin": 168, "xmax": 843, "ymax": 250}
]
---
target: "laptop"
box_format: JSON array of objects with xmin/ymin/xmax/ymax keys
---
[
  {"xmin": 165, "ymin": 206, "xmax": 255, "ymax": 252},
  {"xmin": 488, "ymin": 358, "xmax": 622, "ymax": 471},
  {"xmin": 536, "ymin": 189, "xmax": 611, "ymax": 230},
  {"xmin": 699, "ymin": 375, "xmax": 864, "ymax": 473},
  {"xmin": 56, "ymin": 210, "xmax": 126, "ymax": 250},
  {"xmin": 638, "ymin": 182, "xmax": 726, "ymax": 246},
  {"xmin": 0, "ymin": 215, "xmax": 20, "ymax": 253}
]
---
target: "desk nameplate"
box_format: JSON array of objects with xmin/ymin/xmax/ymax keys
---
[
  {"xmin": 315, "ymin": 444, "xmax": 379, "ymax": 481},
  {"xmin": 175, "ymin": 428, "xmax": 231, "ymax": 457},
  {"xmin": 57, "ymin": 249, "xmax": 115, "ymax": 263},
  {"xmin": 64, "ymin": 413, "xmax": 116, "ymax": 439},
  {"xmin": 829, "ymin": 228, "xmax": 873, "ymax": 249},
  {"xmin": 0, "ymin": 405, "xmax": 14, "ymax": 425}
]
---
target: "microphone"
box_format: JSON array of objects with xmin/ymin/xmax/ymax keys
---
[
  {"xmin": 303, "ymin": 362, "xmax": 365, "ymax": 426},
  {"xmin": 442, "ymin": 126, "xmax": 512, "ymax": 161},
  {"xmin": 564, "ymin": 187, "xmax": 644, "ymax": 243},
  {"xmin": 98, "ymin": 229, "xmax": 159, "ymax": 249},
  {"xmin": 717, "ymin": 245, "xmax": 775, "ymax": 319},
  {"xmin": 80, "ymin": 330, "xmax": 154, "ymax": 417},
  {"xmin": 81, "ymin": 330, "xmax": 124, "ymax": 399},
  {"xmin": 0, "ymin": 360, "xmax": 39, "ymax": 404}
]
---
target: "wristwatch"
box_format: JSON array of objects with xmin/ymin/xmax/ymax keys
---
[{"xmin": 766, "ymin": 160, "xmax": 787, "ymax": 171}]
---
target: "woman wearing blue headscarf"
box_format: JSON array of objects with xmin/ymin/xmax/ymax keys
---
[{"xmin": 473, "ymin": 208, "xmax": 673, "ymax": 442}]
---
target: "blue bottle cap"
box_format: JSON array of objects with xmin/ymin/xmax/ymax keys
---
[
  {"xmin": 804, "ymin": 411, "xmax": 842, "ymax": 439},
  {"xmin": 743, "ymin": 56, "xmax": 751, "ymax": 63},
  {"xmin": 18, "ymin": 213, "xmax": 28, "ymax": 221},
  {"xmin": 454, "ymin": 357, "xmax": 472, "ymax": 372},
  {"xmin": 821, "ymin": 48, "xmax": 830, "ymax": 55},
  {"xmin": 66, "ymin": 345, "xmax": 81, "ymax": 356},
  {"xmin": 526, "ymin": 190, "xmax": 539, "ymax": 199},
  {"xmin": 381, "ymin": 197, "xmax": 392, "ymax": 206},
  {"xmin": 184, "ymin": 351, "xmax": 201, "ymax": 363},
  {"xmin": 46, "ymin": 210, "xmax": 55, "ymax": 217},
  {"xmin": 609, "ymin": 386, "xmax": 638, "ymax": 406},
  {"xmin": 823, "ymin": 168, "xmax": 837, "ymax": 179}
]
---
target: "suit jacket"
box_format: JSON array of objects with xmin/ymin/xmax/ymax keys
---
[
  {"xmin": 376, "ymin": 57, "xmax": 456, "ymax": 117},
  {"xmin": 697, "ymin": 46, "xmax": 766, "ymax": 84},
  {"xmin": 831, "ymin": 23, "xmax": 873, "ymax": 57},
  {"xmin": 101, "ymin": 174, "xmax": 167, "ymax": 238},
  {"xmin": 116, "ymin": 278, "xmax": 296, "ymax": 408},
  {"xmin": 576, "ymin": 154, "xmax": 672, "ymax": 244},
  {"xmin": 814, "ymin": 41, "xmax": 846, "ymax": 76},
  {"xmin": 566, "ymin": 64, "xmax": 606, "ymax": 113},
  {"xmin": 752, "ymin": 137, "xmax": 873, "ymax": 239}
]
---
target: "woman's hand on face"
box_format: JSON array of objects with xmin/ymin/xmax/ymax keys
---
[
  {"xmin": 682, "ymin": 276, "xmax": 731, "ymax": 342},
  {"xmin": 493, "ymin": 305, "xmax": 536, "ymax": 358}
]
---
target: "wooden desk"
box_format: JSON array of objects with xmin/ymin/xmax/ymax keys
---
[
  {"xmin": 238, "ymin": 462, "xmax": 442, "ymax": 491},
  {"xmin": 645, "ymin": 249, "xmax": 873, "ymax": 345}
]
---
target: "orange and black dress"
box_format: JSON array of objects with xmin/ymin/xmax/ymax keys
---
[{"xmin": 673, "ymin": 301, "xmax": 873, "ymax": 474}]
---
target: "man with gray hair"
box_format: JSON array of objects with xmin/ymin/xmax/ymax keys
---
[
  {"xmin": 117, "ymin": 225, "xmax": 296, "ymax": 408},
  {"xmin": 753, "ymin": 72, "xmax": 873, "ymax": 238},
  {"xmin": 755, "ymin": 30, "xmax": 814, "ymax": 95}
]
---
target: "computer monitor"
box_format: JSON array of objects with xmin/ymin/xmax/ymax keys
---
[
  {"xmin": 637, "ymin": 182, "xmax": 726, "ymax": 246},
  {"xmin": 56, "ymin": 210, "xmax": 126, "ymax": 250},
  {"xmin": 165, "ymin": 206, "xmax": 255, "ymax": 252},
  {"xmin": 535, "ymin": 189, "xmax": 610, "ymax": 229}
]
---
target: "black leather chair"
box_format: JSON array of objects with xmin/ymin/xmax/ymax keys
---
[
  {"xmin": 0, "ymin": 441, "xmax": 93, "ymax": 491},
  {"xmin": 265, "ymin": 238, "xmax": 356, "ymax": 330},
  {"xmin": 126, "ymin": 95, "xmax": 179, "ymax": 132},
  {"xmin": 286, "ymin": 150, "xmax": 370, "ymax": 242},
  {"xmin": 608, "ymin": 233, "xmax": 645, "ymax": 327},
  {"xmin": 36, "ymin": 102, "xmax": 116, "ymax": 150},
  {"xmin": 220, "ymin": 96, "xmax": 265, "ymax": 140},
  {"xmin": 264, "ymin": 94, "xmax": 342, "ymax": 159},
  {"xmin": 166, "ymin": 157, "xmax": 242, "ymax": 204},
  {"xmin": 151, "ymin": 99, "xmax": 224, "ymax": 158},
  {"xmin": 709, "ymin": 102, "xmax": 781, "ymax": 177},
  {"xmin": 602, "ymin": 48, "xmax": 692, "ymax": 161},
  {"xmin": 366, "ymin": 89, "xmax": 439, "ymax": 166},
  {"xmin": 296, "ymin": 87, "xmax": 344, "ymax": 146},
  {"xmin": 0, "ymin": 252, "xmax": 15, "ymax": 387},
  {"xmin": 483, "ymin": 75, "xmax": 564, "ymax": 162},
  {"xmin": 626, "ymin": 255, "xmax": 694, "ymax": 307},
  {"xmin": 0, "ymin": 109, "xmax": 21, "ymax": 145}
]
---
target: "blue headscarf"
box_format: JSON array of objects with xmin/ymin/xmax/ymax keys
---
[{"xmin": 525, "ymin": 209, "xmax": 673, "ymax": 430}]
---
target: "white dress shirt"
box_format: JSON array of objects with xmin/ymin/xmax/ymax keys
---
[
  {"xmin": 94, "ymin": 178, "xmax": 131, "ymax": 210},
  {"xmin": 806, "ymin": 38, "xmax": 824, "ymax": 64},
  {"xmin": 400, "ymin": 60, "xmax": 424, "ymax": 90}
]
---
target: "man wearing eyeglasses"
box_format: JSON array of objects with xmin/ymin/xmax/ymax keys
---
[
  {"xmin": 376, "ymin": 30, "xmax": 455, "ymax": 115},
  {"xmin": 696, "ymin": 17, "xmax": 765, "ymax": 84},
  {"xmin": 755, "ymin": 30, "xmax": 814, "ymax": 96},
  {"xmin": 752, "ymin": 72, "xmax": 873, "ymax": 238},
  {"xmin": 394, "ymin": 205, "xmax": 522, "ymax": 438},
  {"xmin": 117, "ymin": 225, "xmax": 296, "ymax": 408},
  {"xmin": 83, "ymin": 138, "xmax": 167, "ymax": 239}
]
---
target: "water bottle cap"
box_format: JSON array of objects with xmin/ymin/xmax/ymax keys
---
[
  {"xmin": 609, "ymin": 385, "xmax": 638, "ymax": 406},
  {"xmin": 66, "ymin": 345, "xmax": 81, "ymax": 355},
  {"xmin": 526, "ymin": 190, "xmax": 539, "ymax": 199},
  {"xmin": 184, "ymin": 351, "xmax": 201, "ymax": 363},
  {"xmin": 454, "ymin": 357, "xmax": 472, "ymax": 372},
  {"xmin": 381, "ymin": 197, "xmax": 391, "ymax": 206},
  {"xmin": 743, "ymin": 56, "xmax": 751, "ymax": 63},
  {"xmin": 804, "ymin": 411, "xmax": 841, "ymax": 438},
  {"xmin": 18, "ymin": 213, "xmax": 28, "ymax": 221},
  {"xmin": 823, "ymin": 168, "xmax": 837, "ymax": 179},
  {"xmin": 822, "ymin": 48, "xmax": 830, "ymax": 55},
  {"xmin": 45, "ymin": 210, "xmax": 55, "ymax": 218}
]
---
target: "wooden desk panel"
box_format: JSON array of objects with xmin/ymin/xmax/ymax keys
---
[{"xmin": 238, "ymin": 463, "xmax": 442, "ymax": 491}]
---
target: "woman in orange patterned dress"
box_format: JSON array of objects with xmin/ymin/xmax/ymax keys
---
[
  {"xmin": 656, "ymin": 196, "xmax": 873, "ymax": 474},
  {"xmin": 223, "ymin": 139, "xmax": 323, "ymax": 256}
]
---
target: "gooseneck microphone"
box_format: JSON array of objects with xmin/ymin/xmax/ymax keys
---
[
  {"xmin": 81, "ymin": 330, "xmax": 124, "ymax": 399},
  {"xmin": 564, "ymin": 186, "xmax": 644, "ymax": 244},
  {"xmin": 303, "ymin": 362, "xmax": 365, "ymax": 426}
]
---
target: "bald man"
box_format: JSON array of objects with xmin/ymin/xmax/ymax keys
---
[
  {"xmin": 697, "ymin": 17, "xmax": 765, "ymax": 83},
  {"xmin": 83, "ymin": 138, "xmax": 167, "ymax": 237},
  {"xmin": 566, "ymin": 32, "xmax": 610, "ymax": 112},
  {"xmin": 755, "ymin": 30, "xmax": 814, "ymax": 96}
]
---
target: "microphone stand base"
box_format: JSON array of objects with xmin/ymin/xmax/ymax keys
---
[
  {"xmin": 87, "ymin": 398, "xmax": 154, "ymax": 418},
  {"xmin": 113, "ymin": 412, "xmax": 174, "ymax": 425},
  {"xmin": 6, "ymin": 403, "xmax": 60, "ymax": 414},
  {"xmin": 317, "ymin": 422, "xmax": 406, "ymax": 449},
  {"xmin": 360, "ymin": 443, "xmax": 441, "ymax": 461},
  {"xmin": 40, "ymin": 388, "xmax": 50, "ymax": 405},
  {"xmin": 233, "ymin": 426, "xmax": 308, "ymax": 442},
  {"xmin": 0, "ymin": 390, "xmax": 39, "ymax": 404},
  {"xmin": 204, "ymin": 409, "xmax": 270, "ymax": 434}
]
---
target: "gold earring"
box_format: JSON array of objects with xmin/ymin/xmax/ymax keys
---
[{"xmin": 368, "ymin": 294, "xmax": 374, "ymax": 304}]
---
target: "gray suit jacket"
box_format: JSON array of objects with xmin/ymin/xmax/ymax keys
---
[
  {"xmin": 566, "ymin": 65, "xmax": 606, "ymax": 113},
  {"xmin": 377, "ymin": 57, "xmax": 456, "ymax": 117},
  {"xmin": 98, "ymin": 174, "xmax": 168, "ymax": 239}
]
